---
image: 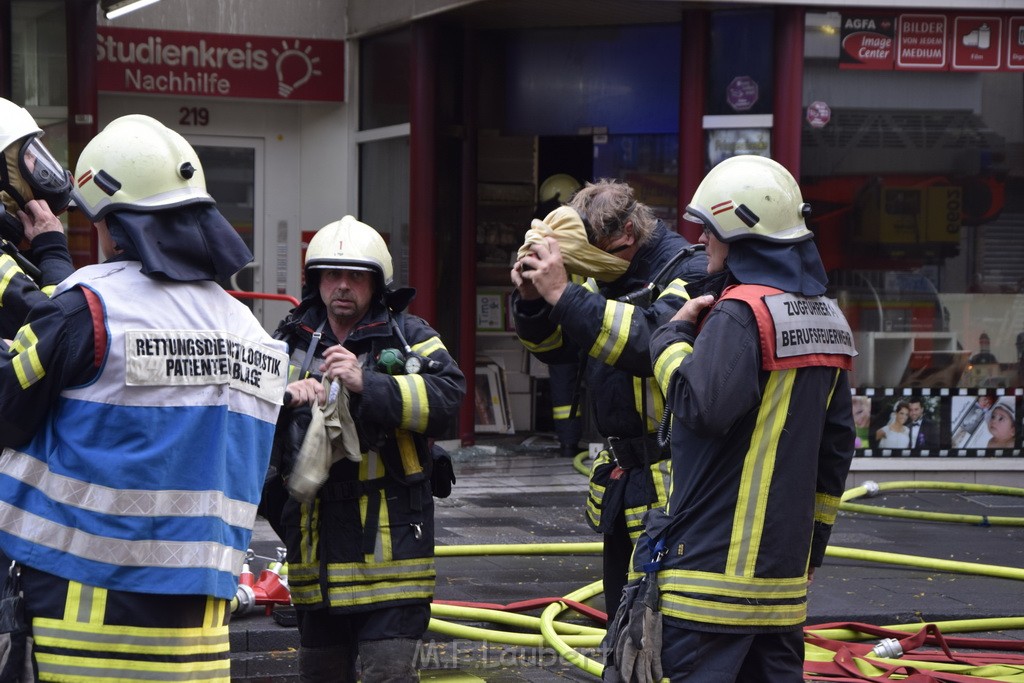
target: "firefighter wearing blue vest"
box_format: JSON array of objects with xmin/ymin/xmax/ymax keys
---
[
  {"xmin": 0, "ymin": 114, "xmax": 288, "ymax": 682},
  {"xmin": 511, "ymin": 179, "xmax": 707, "ymax": 621},
  {"xmin": 268, "ymin": 217, "xmax": 465, "ymax": 682},
  {"xmin": 610, "ymin": 155, "xmax": 857, "ymax": 682}
]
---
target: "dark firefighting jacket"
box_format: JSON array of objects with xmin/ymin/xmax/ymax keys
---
[
  {"xmin": 273, "ymin": 295, "xmax": 465, "ymax": 614},
  {"xmin": 0, "ymin": 233, "xmax": 81, "ymax": 447},
  {"xmin": 643, "ymin": 281, "xmax": 856, "ymax": 633},
  {"xmin": 513, "ymin": 222, "xmax": 707, "ymax": 542}
]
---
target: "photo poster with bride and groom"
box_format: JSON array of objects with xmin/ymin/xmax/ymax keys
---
[{"xmin": 851, "ymin": 389, "xmax": 1022, "ymax": 455}]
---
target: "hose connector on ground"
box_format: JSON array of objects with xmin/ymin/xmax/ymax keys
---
[
  {"xmin": 870, "ymin": 637, "xmax": 903, "ymax": 659},
  {"xmin": 862, "ymin": 480, "xmax": 881, "ymax": 498}
]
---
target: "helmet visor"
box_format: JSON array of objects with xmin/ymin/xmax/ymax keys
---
[{"xmin": 18, "ymin": 136, "xmax": 72, "ymax": 213}]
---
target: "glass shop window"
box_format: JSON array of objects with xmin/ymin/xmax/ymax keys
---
[{"xmin": 804, "ymin": 11, "xmax": 1024, "ymax": 455}]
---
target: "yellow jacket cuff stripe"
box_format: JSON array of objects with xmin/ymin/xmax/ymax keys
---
[{"xmin": 654, "ymin": 341, "xmax": 690, "ymax": 395}]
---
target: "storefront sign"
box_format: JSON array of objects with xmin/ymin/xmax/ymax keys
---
[
  {"xmin": 726, "ymin": 76, "xmax": 758, "ymax": 112},
  {"xmin": 1009, "ymin": 17, "xmax": 1024, "ymax": 69},
  {"xmin": 840, "ymin": 15, "xmax": 895, "ymax": 70},
  {"xmin": 896, "ymin": 14, "xmax": 948, "ymax": 70},
  {"xmin": 97, "ymin": 27, "xmax": 345, "ymax": 102},
  {"xmin": 952, "ymin": 16, "xmax": 1003, "ymax": 70}
]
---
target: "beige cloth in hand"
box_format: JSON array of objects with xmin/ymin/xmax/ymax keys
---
[
  {"xmin": 287, "ymin": 377, "xmax": 362, "ymax": 504},
  {"xmin": 516, "ymin": 205, "xmax": 629, "ymax": 282}
]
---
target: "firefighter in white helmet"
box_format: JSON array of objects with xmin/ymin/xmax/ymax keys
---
[
  {"xmin": 0, "ymin": 114, "xmax": 288, "ymax": 682},
  {"xmin": 265, "ymin": 216, "xmax": 465, "ymax": 682},
  {"xmin": 0, "ymin": 97, "xmax": 74, "ymax": 336},
  {"xmin": 608, "ymin": 155, "xmax": 856, "ymax": 682}
]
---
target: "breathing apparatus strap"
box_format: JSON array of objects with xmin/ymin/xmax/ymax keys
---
[{"xmin": 298, "ymin": 319, "xmax": 327, "ymax": 379}]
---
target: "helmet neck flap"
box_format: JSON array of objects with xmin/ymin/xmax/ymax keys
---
[{"xmin": 105, "ymin": 205, "xmax": 253, "ymax": 282}]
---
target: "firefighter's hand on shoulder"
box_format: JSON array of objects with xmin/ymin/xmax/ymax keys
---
[
  {"xmin": 18, "ymin": 199, "xmax": 63, "ymax": 243},
  {"xmin": 285, "ymin": 377, "xmax": 325, "ymax": 407},
  {"xmin": 671, "ymin": 293, "xmax": 715, "ymax": 324},
  {"xmin": 513, "ymin": 236, "xmax": 568, "ymax": 307},
  {"xmin": 321, "ymin": 344, "xmax": 363, "ymax": 393}
]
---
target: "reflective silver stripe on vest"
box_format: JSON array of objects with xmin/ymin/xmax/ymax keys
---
[
  {"xmin": 1, "ymin": 449, "xmax": 257, "ymax": 527},
  {"xmin": 0, "ymin": 501, "xmax": 242, "ymax": 573}
]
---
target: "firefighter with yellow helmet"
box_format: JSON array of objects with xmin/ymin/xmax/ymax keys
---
[
  {"xmin": 0, "ymin": 114, "xmax": 288, "ymax": 681},
  {"xmin": 608, "ymin": 155, "xmax": 856, "ymax": 681},
  {"xmin": 0, "ymin": 97, "xmax": 75, "ymax": 335},
  {"xmin": 265, "ymin": 216, "xmax": 465, "ymax": 682}
]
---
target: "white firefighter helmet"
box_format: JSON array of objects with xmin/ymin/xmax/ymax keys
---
[
  {"xmin": 684, "ymin": 155, "xmax": 812, "ymax": 243},
  {"xmin": 305, "ymin": 215, "xmax": 394, "ymax": 288},
  {"xmin": 539, "ymin": 173, "xmax": 581, "ymax": 205},
  {"xmin": 0, "ymin": 98, "xmax": 73, "ymax": 235},
  {"xmin": 0, "ymin": 98, "xmax": 42, "ymax": 152},
  {"xmin": 71, "ymin": 114, "xmax": 212, "ymax": 221}
]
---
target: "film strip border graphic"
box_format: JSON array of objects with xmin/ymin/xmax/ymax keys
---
[{"xmin": 851, "ymin": 387, "xmax": 1023, "ymax": 458}]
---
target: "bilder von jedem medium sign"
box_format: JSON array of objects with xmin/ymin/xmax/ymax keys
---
[{"xmin": 97, "ymin": 27, "xmax": 344, "ymax": 102}]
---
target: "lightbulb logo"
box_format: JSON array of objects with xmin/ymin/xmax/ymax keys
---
[{"xmin": 272, "ymin": 39, "xmax": 322, "ymax": 97}]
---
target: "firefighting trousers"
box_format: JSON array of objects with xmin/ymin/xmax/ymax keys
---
[
  {"xmin": 659, "ymin": 620, "xmax": 804, "ymax": 683},
  {"xmin": 19, "ymin": 565, "xmax": 231, "ymax": 682}
]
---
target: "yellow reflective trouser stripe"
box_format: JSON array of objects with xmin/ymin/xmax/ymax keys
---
[
  {"xmin": 815, "ymin": 491, "xmax": 841, "ymax": 525},
  {"xmin": 10, "ymin": 324, "xmax": 44, "ymax": 389},
  {"xmin": 552, "ymin": 404, "xmax": 580, "ymax": 420},
  {"xmin": 33, "ymin": 584, "xmax": 229, "ymax": 682},
  {"xmin": 591, "ymin": 300, "xmax": 632, "ymax": 365},
  {"xmin": 520, "ymin": 328, "xmax": 561, "ymax": 354},
  {"xmin": 658, "ymin": 570, "xmax": 807, "ymax": 627},
  {"xmin": 64, "ymin": 582, "xmax": 106, "ymax": 623},
  {"xmin": 727, "ymin": 369, "xmax": 794, "ymax": 577},
  {"xmin": 653, "ymin": 340, "xmax": 689, "ymax": 396},
  {"xmin": 394, "ymin": 374, "xmax": 429, "ymax": 433}
]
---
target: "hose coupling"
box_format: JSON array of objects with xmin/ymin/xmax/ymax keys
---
[
  {"xmin": 862, "ymin": 480, "xmax": 881, "ymax": 498},
  {"xmin": 232, "ymin": 583, "xmax": 256, "ymax": 615},
  {"xmin": 870, "ymin": 637, "xmax": 903, "ymax": 659}
]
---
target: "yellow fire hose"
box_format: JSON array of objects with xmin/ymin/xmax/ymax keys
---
[{"xmin": 427, "ymin": 478, "xmax": 1024, "ymax": 680}]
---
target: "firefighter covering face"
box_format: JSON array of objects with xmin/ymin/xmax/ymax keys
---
[{"xmin": 0, "ymin": 135, "xmax": 73, "ymax": 243}]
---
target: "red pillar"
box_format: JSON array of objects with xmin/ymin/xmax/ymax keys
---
[
  {"xmin": 66, "ymin": 0, "xmax": 98, "ymax": 267},
  {"xmin": 409, "ymin": 22, "xmax": 437, "ymax": 323},
  {"xmin": 772, "ymin": 6, "xmax": 804, "ymax": 176},
  {"xmin": 459, "ymin": 30, "xmax": 478, "ymax": 445},
  {"xmin": 679, "ymin": 9, "xmax": 707, "ymax": 244}
]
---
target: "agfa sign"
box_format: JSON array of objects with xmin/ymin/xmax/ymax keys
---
[{"xmin": 97, "ymin": 27, "xmax": 345, "ymax": 102}]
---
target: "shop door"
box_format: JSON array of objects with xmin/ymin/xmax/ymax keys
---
[{"xmin": 188, "ymin": 137, "xmax": 272, "ymax": 328}]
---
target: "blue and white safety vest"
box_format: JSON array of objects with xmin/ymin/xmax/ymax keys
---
[{"xmin": 0, "ymin": 262, "xmax": 288, "ymax": 600}]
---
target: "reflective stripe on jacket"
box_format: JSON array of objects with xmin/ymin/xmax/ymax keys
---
[{"xmin": 646, "ymin": 284, "xmax": 855, "ymax": 631}]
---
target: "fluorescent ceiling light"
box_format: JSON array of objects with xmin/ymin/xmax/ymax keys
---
[{"xmin": 101, "ymin": 0, "xmax": 162, "ymax": 20}]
